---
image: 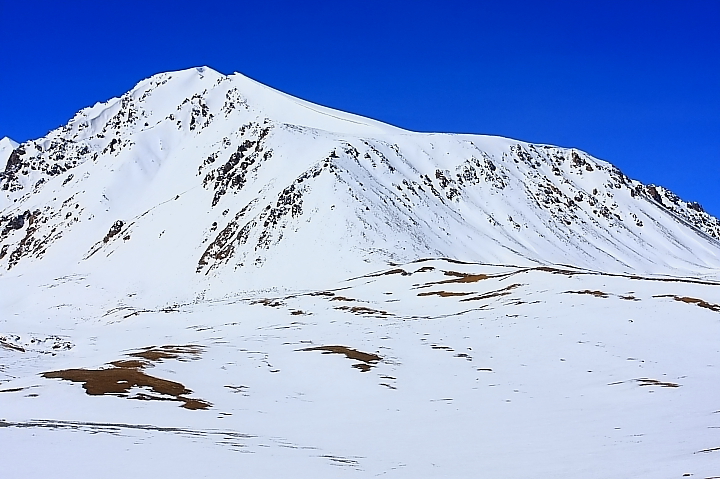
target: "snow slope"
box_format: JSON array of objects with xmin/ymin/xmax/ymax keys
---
[
  {"xmin": 1, "ymin": 67, "xmax": 719, "ymax": 478},
  {"xmin": 0, "ymin": 137, "xmax": 18, "ymax": 169}
]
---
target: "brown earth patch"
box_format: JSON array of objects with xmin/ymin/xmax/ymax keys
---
[
  {"xmin": 459, "ymin": 284, "xmax": 522, "ymax": 302},
  {"xmin": 334, "ymin": 305, "xmax": 393, "ymax": 317},
  {"xmin": 366, "ymin": 268, "xmax": 411, "ymax": 278},
  {"xmin": 653, "ymin": 295, "xmax": 720, "ymax": 312},
  {"xmin": 0, "ymin": 387, "xmax": 26, "ymax": 393},
  {"xmin": 330, "ymin": 296, "xmax": 357, "ymax": 302},
  {"xmin": 565, "ymin": 290, "xmax": 610, "ymax": 298},
  {"xmin": 417, "ymin": 290, "xmax": 473, "ymax": 298},
  {"xmin": 635, "ymin": 378, "xmax": 680, "ymax": 388},
  {"xmin": 415, "ymin": 266, "xmax": 435, "ymax": 273},
  {"xmin": 533, "ymin": 266, "xmax": 579, "ymax": 275},
  {"xmin": 0, "ymin": 340, "xmax": 25, "ymax": 352},
  {"xmin": 411, "ymin": 257, "xmax": 477, "ymax": 265},
  {"xmin": 128, "ymin": 345, "xmax": 204, "ymax": 362},
  {"xmin": 41, "ymin": 345, "xmax": 210, "ymax": 410},
  {"xmin": 298, "ymin": 345, "xmax": 382, "ymax": 372},
  {"xmin": 251, "ymin": 298, "xmax": 285, "ymax": 307},
  {"xmin": 696, "ymin": 446, "xmax": 720, "ymax": 454},
  {"xmin": 446, "ymin": 273, "xmax": 491, "ymax": 283},
  {"xmin": 418, "ymin": 272, "xmax": 492, "ymax": 288}
]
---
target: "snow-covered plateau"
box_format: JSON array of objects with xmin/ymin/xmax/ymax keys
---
[{"xmin": 1, "ymin": 67, "xmax": 719, "ymax": 478}]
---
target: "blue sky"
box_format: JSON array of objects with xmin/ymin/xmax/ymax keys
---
[{"xmin": 1, "ymin": 0, "xmax": 718, "ymax": 215}]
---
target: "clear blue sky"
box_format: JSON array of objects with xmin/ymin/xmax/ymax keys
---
[{"xmin": 1, "ymin": 0, "xmax": 718, "ymax": 215}]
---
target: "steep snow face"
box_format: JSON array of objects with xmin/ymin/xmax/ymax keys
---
[{"xmin": 0, "ymin": 66, "xmax": 719, "ymax": 304}]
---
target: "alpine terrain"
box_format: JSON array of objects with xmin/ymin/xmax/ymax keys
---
[{"xmin": 1, "ymin": 67, "xmax": 719, "ymax": 478}]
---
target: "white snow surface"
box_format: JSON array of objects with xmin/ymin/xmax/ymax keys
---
[{"xmin": 1, "ymin": 67, "xmax": 720, "ymax": 477}]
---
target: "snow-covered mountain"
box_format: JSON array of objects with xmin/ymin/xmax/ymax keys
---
[{"xmin": 1, "ymin": 67, "xmax": 719, "ymax": 478}]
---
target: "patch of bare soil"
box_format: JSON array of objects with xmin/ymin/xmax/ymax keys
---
[
  {"xmin": 411, "ymin": 257, "xmax": 477, "ymax": 265},
  {"xmin": 41, "ymin": 345, "xmax": 211, "ymax": 409},
  {"xmin": 696, "ymin": 446, "xmax": 720, "ymax": 454},
  {"xmin": 251, "ymin": 298, "xmax": 285, "ymax": 307},
  {"xmin": 459, "ymin": 284, "xmax": 522, "ymax": 302},
  {"xmin": 417, "ymin": 290, "xmax": 473, "ymax": 298},
  {"xmin": 504, "ymin": 264, "xmax": 720, "ymax": 286},
  {"xmin": 533, "ymin": 266, "xmax": 580, "ymax": 275},
  {"xmin": 415, "ymin": 266, "xmax": 435, "ymax": 273},
  {"xmin": 364, "ymin": 268, "xmax": 411, "ymax": 278},
  {"xmin": 128, "ymin": 344, "xmax": 204, "ymax": 362},
  {"xmin": 330, "ymin": 296, "xmax": 357, "ymax": 302},
  {"xmin": 298, "ymin": 345, "xmax": 382, "ymax": 372},
  {"xmin": 417, "ymin": 271, "xmax": 491, "ymax": 289},
  {"xmin": 653, "ymin": 295, "xmax": 720, "ymax": 312},
  {"xmin": 0, "ymin": 340, "xmax": 25, "ymax": 352},
  {"xmin": 334, "ymin": 305, "xmax": 393, "ymax": 317},
  {"xmin": 0, "ymin": 387, "xmax": 26, "ymax": 393},
  {"xmin": 564, "ymin": 290, "xmax": 610, "ymax": 298},
  {"xmin": 635, "ymin": 378, "xmax": 680, "ymax": 388}
]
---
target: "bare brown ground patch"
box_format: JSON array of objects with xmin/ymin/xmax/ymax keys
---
[
  {"xmin": 298, "ymin": 345, "xmax": 382, "ymax": 372},
  {"xmin": 42, "ymin": 345, "xmax": 211, "ymax": 410},
  {"xmin": 653, "ymin": 294, "xmax": 720, "ymax": 312},
  {"xmin": 309, "ymin": 291, "xmax": 336, "ymax": 297},
  {"xmin": 0, "ymin": 387, "xmax": 26, "ymax": 393},
  {"xmin": 459, "ymin": 284, "xmax": 523, "ymax": 302},
  {"xmin": 128, "ymin": 345, "xmax": 204, "ymax": 362},
  {"xmin": 635, "ymin": 378, "xmax": 680, "ymax": 388},
  {"xmin": 0, "ymin": 340, "xmax": 25, "ymax": 352},
  {"xmin": 417, "ymin": 272, "xmax": 492, "ymax": 289},
  {"xmin": 334, "ymin": 305, "xmax": 393, "ymax": 317},
  {"xmin": 330, "ymin": 296, "xmax": 357, "ymax": 302},
  {"xmin": 415, "ymin": 266, "xmax": 435, "ymax": 273},
  {"xmin": 564, "ymin": 290, "xmax": 610, "ymax": 298},
  {"xmin": 533, "ymin": 266, "xmax": 579, "ymax": 275},
  {"xmin": 417, "ymin": 290, "xmax": 473, "ymax": 298},
  {"xmin": 251, "ymin": 298, "xmax": 285, "ymax": 307},
  {"xmin": 364, "ymin": 268, "xmax": 411, "ymax": 278},
  {"xmin": 696, "ymin": 446, "xmax": 720, "ymax": 454},
  {"xmin": 443, "ymin": 273, "xmax": 491, "ymax": 283},
  {"xmin": 609, "ymin": 378, "xmax": 680, "ymax": 388}
]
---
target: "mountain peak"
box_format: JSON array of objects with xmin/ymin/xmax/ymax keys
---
[{"xmin": 0, "ymin": 68, "xmax": 719, "ymax": 303}]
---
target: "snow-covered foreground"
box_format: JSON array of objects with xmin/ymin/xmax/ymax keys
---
[{"xmin": 2, "ymin": 260, "xmax": 719, "ymax": 478}]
